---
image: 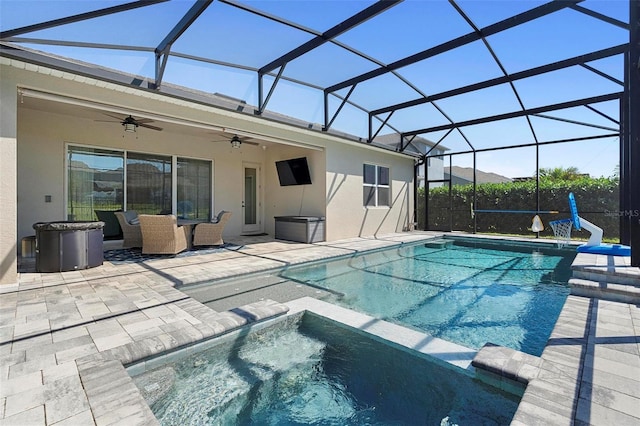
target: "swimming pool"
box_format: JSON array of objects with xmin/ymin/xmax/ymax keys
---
[
  {"xmin": 278, "ymin": 237, "xmax": 574, "ymax": 356},
  {"xmin": 132, "ymin": 313, "xmax": 519, "ymax": 425}
]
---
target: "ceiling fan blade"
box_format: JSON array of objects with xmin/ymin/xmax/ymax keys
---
[
  {"xmin": 212, "ymin": 139, "xmax": 258, "ymax": 147},
  {"xmin": 101, "ymin": 112, "xmax": 123, "ymax": 120},
  {"xmin": 136, "ymin": 118, "xmax": 155, "ymax": 124},
  {"xmin": 139, "ymin": 123, "xmax": 163, "ymax": 131}
]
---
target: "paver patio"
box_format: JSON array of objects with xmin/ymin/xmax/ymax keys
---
[{"xmin": 1, "ymin": 232, "xmax": 638, "ymax": 425}]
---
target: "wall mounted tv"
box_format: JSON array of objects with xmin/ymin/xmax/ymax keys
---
[{"xmin": 275, "ymin": 157, "xmax": 312, "ymax": 186}]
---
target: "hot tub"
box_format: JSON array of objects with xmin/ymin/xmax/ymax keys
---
[{"xmin": 33, "ymin": 221, "xmax": 104, "ymax": 272}]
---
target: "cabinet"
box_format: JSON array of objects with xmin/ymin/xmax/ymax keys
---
[{"xmin": 274, "ymin": 216, "xmax": 325, "ymax": 243}]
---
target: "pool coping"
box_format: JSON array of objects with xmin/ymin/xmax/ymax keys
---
[
  {"xmin": 76, "ymin": 299, "xmax": 290, "ymax": 426},
  {"xmin": 91, "ymin": 296, "xmax": 481, "ymax": 426},
  {"xmin": 285, "ymin": 297, "xmax": 477, "ymax": 371},
  {"xmin": 124, "ymin": 296, "xmax": 526, "ymax": 423},
  {"xmin": 3, "ymin": 231, "xmax": 639, "ymax": 425}
]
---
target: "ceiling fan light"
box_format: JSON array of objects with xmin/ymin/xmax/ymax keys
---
[
  {"xmin": 124, "ymin": 122, "xmax": 137, "ymax": 133},
  {"xmin": 230, "ymin": 135, "xmax": 242, "ymax": 149}
]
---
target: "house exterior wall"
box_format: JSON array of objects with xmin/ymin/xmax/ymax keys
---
[
  {"xmin": 1, "ymin": 58, "xmax": 416, "ymax": 285},
  {"xmin": 0, "ymin": 69, "xmax": 18, "ymax": 285},
  {"xmin": 325, "ymin": 141, "xmax": 415, "ymax": 240},
  {"xmin": 16, "ymin": 107, "xmax": 272, "ymax": 241},
  {"xmin": 263, "ymin": 145, "xmax": 326, "ymax": 235}
]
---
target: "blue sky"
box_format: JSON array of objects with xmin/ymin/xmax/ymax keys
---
[{"xmin": 0, "ymin": 0, "xmax": 629, "ymax": 178}]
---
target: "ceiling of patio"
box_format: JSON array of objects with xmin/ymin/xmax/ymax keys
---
[{"xmin": 0, "ymin": 0, "xmax": 629, "ymax": 156}]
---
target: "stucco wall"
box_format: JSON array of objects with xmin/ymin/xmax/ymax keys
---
[
  {"xmin": 0, "ymin": 70, "xmax": 18, "ymax": 285},
  {"xmin": 2, "ymin": 58, "xmax": 417, "ymax": 286},
  {"xmin": 263, "ymin": 145, "xmax": 326, "ymax": 235},
  {"xmin": 16, "ymin": 106, "xmax": 277, "ymax": 243},
  {"xmin": 325, "ymin": 140, "xmax": 415, "ymax": 240}
]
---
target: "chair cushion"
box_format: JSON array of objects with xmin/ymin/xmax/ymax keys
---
[
  {"xmin": 123, "ymin": 210, "xmax": 138, "ymax": 224},
  {"xmin": 94, "ymin": 210, "xmax": 122, "ymax": 238},
  {"xmin": 214, "ymin": 210, "xmax": 226, "ymax": 223}
]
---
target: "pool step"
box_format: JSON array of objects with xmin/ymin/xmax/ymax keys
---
[
  {"xmin": 471, "ymin": 343, "xmax": 540, "ymax": 396},
  {"xmin": 569, "ymin": 278, "xmax": 640, "ymax": 304},
  {"xmin": 571, "ymin": 267, "xmax": 640, "ymax": 287},
  {"xmin": 569, "ymin": 252, "xmax": 639, "ymax": 303},
  {"xmin": 424, "ymin": 240, "xmax": 453, "ymax": 249},
  {"xmin": 571, "ymin": 252, "xmax": 640, "ymax": 287}
]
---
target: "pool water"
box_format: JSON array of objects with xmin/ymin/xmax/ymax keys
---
[
  {"xmin": 134, "ymin": 314, "xmax": 519, "ymax": 425},
  {"xmin": 279, "ymin": 238, "xmax": 574, "ymax": 356}
]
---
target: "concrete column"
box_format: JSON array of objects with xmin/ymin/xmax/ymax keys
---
[{"xmin": 0, "ymin": 74, "xmax": 18, "ymax": 285}]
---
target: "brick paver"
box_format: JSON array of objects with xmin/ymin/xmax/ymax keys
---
[{"xmin": 1, "ymin": 232, "xmax": 638, "ymax": 425}]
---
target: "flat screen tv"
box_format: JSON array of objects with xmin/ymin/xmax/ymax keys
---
[{"xmin": 275, "ymin": 157, "xmax": 312, "ymax": 186}]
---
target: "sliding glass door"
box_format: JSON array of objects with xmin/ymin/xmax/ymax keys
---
[
  {"xmin": 67, "ymin": 145, "xmax": 212, "ymax": 221},
  {"xmin": 126, "ymin": 152, "xmax": 172, "ymax": 215},
  {"xmin": 177, "ymin": 157, "xmax": 211, "ymax": 220}
]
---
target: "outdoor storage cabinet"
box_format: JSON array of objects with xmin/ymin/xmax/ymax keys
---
[
  {"xmin": 33, "ymin": 221, "xmax": 104, "ymax": 272},
  {"xmin": 274, "ymin": 216, "xmax": 325, "ymax": 243}
]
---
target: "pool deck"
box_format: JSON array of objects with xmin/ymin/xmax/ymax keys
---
[{"xmin": 1, "ymin": 231, "xmax": 639, "ymax": 426}]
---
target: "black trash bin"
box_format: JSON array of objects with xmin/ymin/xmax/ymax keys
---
[{"xmin": 33, "ymin": 221, "xmax": 104, "ymax": 272}]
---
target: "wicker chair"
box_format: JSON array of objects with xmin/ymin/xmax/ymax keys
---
[
  {"xmin": 138, "ymin": 214, "xmax": 188, "ymax": 255},
  {"xmin": 114, "ymin": 210, "xmax": 142, "ymax": 248},
  {"xmin": 193, "ymin": 211, "xmax": 232, "ymax": 246}
]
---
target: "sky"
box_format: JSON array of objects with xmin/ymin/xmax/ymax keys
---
[{"xmin": 0, "ymin": 0, "xmax": 630, "ymax": 179}]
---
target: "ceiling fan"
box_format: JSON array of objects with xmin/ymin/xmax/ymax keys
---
[
  {"xmin": 96, "ymin": 113, "xmax": 163, "ymax": 132},
  {"xmin": 212, "ymin": 134, "xmax": 260, "ymax": 149}
]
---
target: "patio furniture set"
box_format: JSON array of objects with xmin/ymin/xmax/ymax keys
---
[{"xmin": 114, "ymin": 210, "xmax": 232, "ymax": 255}]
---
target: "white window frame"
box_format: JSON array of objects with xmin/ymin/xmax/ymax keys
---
[{"xmin": 363, "ymin": 163, "xmax": 391, "ymax": 208}]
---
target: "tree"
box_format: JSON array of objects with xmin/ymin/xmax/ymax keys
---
[{"xmin": 537, "ymin": 166, "xmax": 583, "ymax": 181}]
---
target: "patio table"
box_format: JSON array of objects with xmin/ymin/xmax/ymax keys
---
[{"xmin": 177, "ymin": 219, "xmax": 205, "ymax": 249}]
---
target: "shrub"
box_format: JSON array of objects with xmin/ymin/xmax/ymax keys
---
[{"xmin": 417, "ymin": 177, "xmax": 620, "ymax": 241}]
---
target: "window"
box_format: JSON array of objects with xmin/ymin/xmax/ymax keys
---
[
  {"xmin": 67, "ymin": 146, "xmax": 124, "ymax": 221},
  {"xmin": 363, "ymin": 164, "xmax": 390, "ymax": 207},
  {"xmin": 67, "ymin": 146, "xmax": 212, "ymax": 220}
]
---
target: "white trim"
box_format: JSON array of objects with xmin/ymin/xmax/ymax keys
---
[
  {"xmin": 19, "ymin": 87, "xmax": 225, "ymax": 133},
  {"xmin": 18, "ymin": 87, "xmax": 325, "ymax": 151},
  {"xmin": 171, "ymin": 156, "xmax": 178, "ymax": 216},
  {"xmin": 242, "ymin": 162, "xmax": 263, "ymax": 234},
  {"xmin": 363, "ymin": 163, "xmax": 391, "ymax": 208},
  {"xmin": 8, "ymin": 57, "xmax": 416, "ymax": 159}
]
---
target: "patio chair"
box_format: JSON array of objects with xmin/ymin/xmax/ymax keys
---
[
  {"xmin": 139, "ymin": 214, "xmax": 188, "ymax": 255},
  {"xmin": 94, "ymin": 209, "xmax": 122, "ymax": 240},
  {"xmin": 114, "ymin": 210, "xmax": 142, "ymax": 248},
  {"xmin": 193, "ymin": 211, "xmax": 232, "ymax": 246}
]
